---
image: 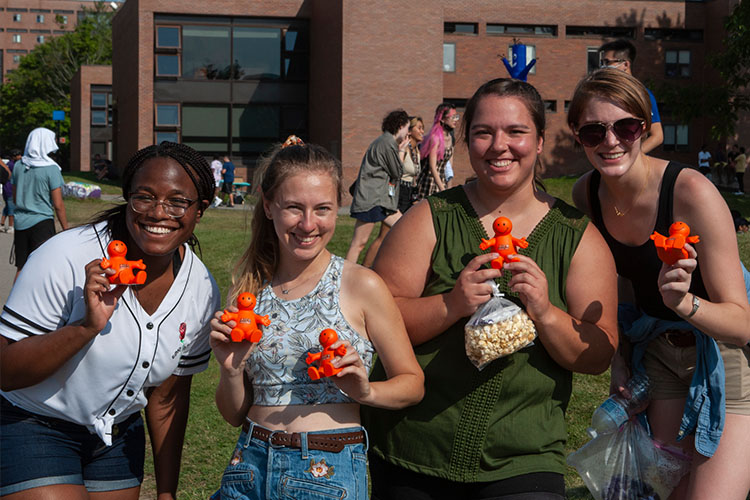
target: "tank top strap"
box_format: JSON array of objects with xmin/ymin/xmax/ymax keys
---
[
  {"xmin": 325, "ymin": 254, "xmax": 344, "ymax": 301},
  {"xmin": 655, "ymin": 162, "xmax": 683, "ymax": 234}
]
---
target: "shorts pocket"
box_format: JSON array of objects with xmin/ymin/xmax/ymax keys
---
[
  {"xmin": 281, "ymin": 475, "xmax": 346, "ymax": 500},
  {"xmin": 219, "ymin": 463, "xmax": 256, "ymax": 500}
]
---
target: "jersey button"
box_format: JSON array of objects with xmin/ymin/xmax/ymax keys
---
[
  {"xmin": 109, "ymin": 409, "xmax": 116, "ymax": 415},
  {"xmin": 146, "ymin": 322, "xmax": 154, "ymax": 330},
  {"xmin": 142, "ymin": 361, "xmax": 150, "ymax": 369},
  {"xmin": 127, "ymin": 389, "xmax": 134, "ymax": 396}
]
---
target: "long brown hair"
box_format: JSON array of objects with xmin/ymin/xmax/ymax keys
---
[{"xmin": 229, "ymin": 142, "xmax": 342, "ymax": 302}]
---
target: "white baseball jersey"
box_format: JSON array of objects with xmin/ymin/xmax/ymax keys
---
[{"xmin": 0, "ymin": 222, "xmax": 220, "ymax": 445}]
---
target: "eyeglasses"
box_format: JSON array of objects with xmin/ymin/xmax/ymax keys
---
[
  {"xmin": 129, "ymin": 194, "xmax": 197, "ymax": 219},
  {"xmin": 599, "ymin": 58, "xmax": 627, "ymax": 68},
  {"xmin": 575, "ymin": 118, "xmax": 645, "ymax": 148},
  {"xmin": 448, "ymin": 113, "xmax": 461, "ymax": 122}
]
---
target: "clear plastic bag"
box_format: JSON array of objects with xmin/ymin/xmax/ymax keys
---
[
  {"xmin": 567, "ymin": 418, "xmax": 691, "ymax": 500},
  {"xmin": 464, "ymin": 280, "xmax": 537, "ymax": 370}
]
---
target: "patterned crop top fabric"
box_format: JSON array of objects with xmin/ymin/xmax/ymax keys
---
[{"xmin": 245, "ymin": 255, "xmax": 375, "ymax": 406}]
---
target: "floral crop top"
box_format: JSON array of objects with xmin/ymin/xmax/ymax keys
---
[{"xmin": 245, "ymin": 255, "xmax": 375, "ymax": 406}]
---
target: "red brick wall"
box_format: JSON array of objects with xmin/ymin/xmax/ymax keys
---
[{"xmin": 70, "ymin": 65, "xmax": 112, "ymax": 172}]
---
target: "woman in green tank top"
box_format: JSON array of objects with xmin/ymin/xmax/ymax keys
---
[{"xmin": 363, "ymin": 79, "xmax": 619, "ymax": 499}]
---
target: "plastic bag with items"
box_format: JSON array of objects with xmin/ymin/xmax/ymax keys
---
[
  {"xmin": 464, "ymin": 280, "xmax": 536, "ymax": 370},
  {"xmin": 567, "ymin": 418, "xmax": 691, "ymax": 500}
]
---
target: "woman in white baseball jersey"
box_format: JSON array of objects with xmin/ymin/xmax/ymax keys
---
[
  {"xmin": 209, "ymin": 139, "xmax": 423, "ymax": 500},
  {"xmin": 0, "ymin": 142, "xmax": 220, "ymax": 500}
]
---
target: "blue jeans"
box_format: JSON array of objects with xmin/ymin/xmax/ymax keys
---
[{"xmin": 214, "ymin": 419, "xmax": 369, "ymax": 500}]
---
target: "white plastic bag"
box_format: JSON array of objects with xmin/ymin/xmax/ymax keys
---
[
  {"xmin": 464, "ymin": 280, "xmax": 536, "ymax": 370},
  {"xmin": 567, "ymin": 418, "xmax": 691, "ymax": 500}
]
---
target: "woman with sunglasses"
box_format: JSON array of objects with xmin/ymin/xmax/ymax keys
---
[
  {"xmin": 363, "ymin": 78, "xmax": 618, "ymax": 499},
  {"xmin": 569, "ymin": 69, "xmax": 750, "ymax": 499},
  {"xmin": 0, "ymin": 142, "xmax": 220, "ymax": 500}
]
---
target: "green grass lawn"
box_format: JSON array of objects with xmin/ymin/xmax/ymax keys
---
[{"xmin": 60, "ymin": 177, "xmax": 750, "ymax": 500}]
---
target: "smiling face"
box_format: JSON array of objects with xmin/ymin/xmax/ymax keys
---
[
  {"xmin": 107, "ymin": 240, "xmax": 128, "ymax": 257},
  {"xmin": 468, "ymin": 95, "xmax": 543, "ymax": 192},
  {"xmin": 576, "ymin": 96, "xmax": 644, "ymax": 179},
  {"xmin": 125, "ymin": 157, "xmax": 203, "ymax": 258},
  {"xmin": 410, "ymin": 120, "xmax": 425, "ymax": 142},
  {"xmin": 262, "ymin": 170, "xmax": 338, "ymax": 266},
  {"xmin": 493, "ymin": 217, "xmax": 512, "ymax": 236},
  {"xmin": 237, "ymin": 292, "xmax": 256, "ymax": 310}
]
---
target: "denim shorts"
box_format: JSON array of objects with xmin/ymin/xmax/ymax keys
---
[
  {"xmin": 351, "ymin": 206, "xmax": 395, "ymax": 223},
  {"xmin": 213, "ymin": 419, "xmax": 368, "ymax": 500},
  {"xmin": 2, "ymin": 193, "xmax": 14, "ymax": 216},
  {"xmin": 0, "ymin": 397, "xmax": 145, "ymax": 496}
]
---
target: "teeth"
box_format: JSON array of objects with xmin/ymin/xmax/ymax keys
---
[
  {"xmin": 296, "ymin": 235, "xmax": 317, "ymax": 243},
  {"xmin": 144, "ymin": 226, "xmax": 173, "ymax": 234},
  {"xmin": 602, "ymin": 152, "xmax": 625, "ymax": 159},
  {"xmin": 489, "ymin": 159, "xmax": 512, "ymax": 167}
]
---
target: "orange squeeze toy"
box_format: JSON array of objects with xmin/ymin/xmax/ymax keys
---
[
  {"xmin": 220, "ymin": 293, "xmax": 271, "ymax": 343},
  {"xmin": 306, "ymin": 328, "xmax": 347, "ymax": 380},
  {"xmin": 479, "ymin": 217, "xmax": 529, "ymax": 270},
  {"xmin": 650, "ymin": 221, "xmax": 700, "ymax": 266},
  {"xmin": 100, "ymin": 240, "xmax": 147, "ymax": 285}
]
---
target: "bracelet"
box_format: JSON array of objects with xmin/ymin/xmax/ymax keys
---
[{"xmin": 684, "ymin": 294, "xmax": 700, "ymax": 319}]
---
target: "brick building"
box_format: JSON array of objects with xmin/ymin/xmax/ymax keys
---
[
  {"xmin": 110, "ymin": 0, "xmax": 746, "ymax": 190},
  {"xmin": 70, "ymin": 64, "xmax": 112, "ymax": 173}
]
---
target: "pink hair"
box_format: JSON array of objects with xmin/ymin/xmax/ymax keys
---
[{"xmin": 419, "ymin": 103, "xmax": 454, "ymax": 163}]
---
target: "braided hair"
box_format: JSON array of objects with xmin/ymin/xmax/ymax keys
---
[{"xmin": 89, "ymin": 142, "xmax": 215, "ymax": 252}]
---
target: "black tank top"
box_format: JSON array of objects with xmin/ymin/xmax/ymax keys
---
[{"xmin": 589, "ymin": 162, "xmax": 708, "ymax": 321}]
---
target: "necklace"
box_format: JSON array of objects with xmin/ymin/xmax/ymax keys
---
[{"xmin": 612, "ymin": 158, "xmax": 650, "ymax": 217}]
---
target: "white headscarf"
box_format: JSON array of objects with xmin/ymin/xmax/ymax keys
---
[{"xmin": 22, "ymin": 127, "xmax": 60, "ymax": 170}]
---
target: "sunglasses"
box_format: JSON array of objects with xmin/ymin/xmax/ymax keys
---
[{"xmin": 575, "ymin": 118, "xmax": 645, "ymax": 148}]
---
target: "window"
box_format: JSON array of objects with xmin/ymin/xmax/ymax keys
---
[
  {"xmin": 663, "ymin": 124, "xmax": 689, "ymax": 152},
  {"xmin": 156, "ymin": 26, "xmax": 180, "ymax": 48},
  {"xmin": 155, "ymin": 103, "xmax": 180, "ymax": 126},
  {"xmin": 12, "ymin": 34, "xmax": 21, "ymax": 44},
  {"xmin": 155, "ymin": 131, "xmax": 179, "ymax": 144},
  {"xmin": 487, "ymin": 24, "xmax": 556, "ymax": 36},
  {"xmin": 37, "ymin": 35, "xmax": 44, "ymax": 43},
  {"xmin": 182, "ymin": 25, "xmax": 231, "ymax": 79},
  {"xmin": 12, "ymin": 14, "xmax": 21, "ymax": 22},
  {"xmin": 283, "ymin": 28, "xmax": 308, "ymax": 80},
  {"xmin": 233, "ymin": 27, "xmax": 281, "ymax": 79},
  {"xmin": 544, "ymin": 100, "xmax": 557, "ymax": 113},
  {"xmin": 444, "ymin": 22, "xmax": 478, "ymax": 34},
  {"xmin": 13, "ymin": 55, "xmax": 21, "ymax": 63},
  {"xmin": 91, "ymin": 110, "xmax": 107, "ymax": 125},
  {"xmin": 91, "ymin": 90, "xmax": 111, "ymax": 126},
  {"xmin": 58, "ymin": 15, "xmax": 68, "ymax": 25},
  {"xmin": 156, "ymin": 54, "xmax": 180, "ymax": 76},
  {"xmin": 91, "ymin": 92, "xmax": 107, "ymax": 108},
  {"xmin": 566, "ymin": 26, "xmax": 635, "ymax": 38},
  {"xmin": 443, "ymin": 43, "xmax": 455, "ymax": 72},
  {"xmin": 508, "ymin": 44, "xmax": 536, "ymax": 75},
  {"xmin": 665, "ymin": 50, "xmax": 691, "ymax": 77},
  {"xmin": 587, "ymin": 47, "xmax": 600, "ymax": 73},
  {"xmin": 644, "ymin": 28, "xmax": 703, "ymax": 42},
  {"xmin": 564, "ymin": 101, "xmax": 571, "ymax": 113},
  {"xmin": 36, "ymin": 14, "xmax": 44, "ymax": 23}
]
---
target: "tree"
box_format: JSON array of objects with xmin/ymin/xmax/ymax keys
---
[
  {"xmin": 654, "ymin": 0, "xmax": 750, "ymax": 140},
  {"xmin": 0, "ymin": 2, "xmax": 114, "ymax": 167}
]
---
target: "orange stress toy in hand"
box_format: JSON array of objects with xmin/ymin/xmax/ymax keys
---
[
  {"xmin": 100, "ymin": 240, "xmax": 147, "ymax": 285},
  {"xmin": 479, "ymin": 217, "xmax": 529, "ymax": 269},
  {"xmin": 306, "ymin": 328, "xmax": 347, "ymax": 380},
  {"xmin": 650, "ymin": 221, "xmax": 700, "ymax": 266},
  {"xmin": 220, "ymin": 293, "xmax": 271, "ymax": 343}
]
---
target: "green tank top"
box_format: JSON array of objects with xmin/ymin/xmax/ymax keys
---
[{"xmin": 362, "ymin": 186, "xmax": 589, "ymax": 483}]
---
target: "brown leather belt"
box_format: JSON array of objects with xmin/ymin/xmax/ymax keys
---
[
  {"xmin": 241, "ymin": 421, "xmax": 365, "ymax": 453},
  {"xmin": 663, "ymin": 329, "xmax": 696, "ymax": 348}
]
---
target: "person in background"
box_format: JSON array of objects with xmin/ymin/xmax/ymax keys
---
[
  {"xmin": 0, "ymin": 141, "xmax": 220, "ymax": 499},
  {"xmin": 398, "ymin": 115, "xmax": 424, "ymax": 214},
  {"xmin": 734, "ymin": 146, "xmax": 746, "ymax": 195},
  {"xmin": 599, "ymin": 39, "xmax": 663, "ymax": 154},
  {"xmin": 346, "ymin": 109, "xmax": 410, "ymax": 266},
  {"xmin": 363, "ymin": 78, "xmax": 618, "ymax": 499},
  {"xmin": 11, "ymin": 128, "xmax": 69, "ymax": 278},
  {"xmin": 698, "ymin": 144, "xmax": 712, "ymax": 178},
  {"xmin": 211, "ymin": 155, "xmax": 224, "ymax": 207},
  {"xmin": 413, "ymin": 103, "xmax": 458, "ymax": 202},
  {"xmin": 210, "ymin": 140, "xmax": 423, "ymax": 500},
  {"xmin": 0, "ymin": 151, "xmax": 18, "ymax": 233},
  {"xmin": 221, "ymin": 155, "xmax": 236, "ymax": 208},
  {"xmin": 569, "ymin": 68, "xmax": 750, "ymax": 500}
]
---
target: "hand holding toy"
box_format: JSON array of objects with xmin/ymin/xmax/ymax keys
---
[
  {"xmin": 479, "ymin": 217, "xmax": 529, "ymax": 269},
  {"xmin": 220, "ymin": 292, "xmax": 271, "ymax": 343},
  {"xmin": 306, "ymin": 328, "xmax": 347, "ymax": 380},
  {"xmin": 650, "ymin": 221, "xmax": 700, "ymax": 266},
  {"xmin": 100, "ymin": 240, "xmax": 147, "ymax": 285}
]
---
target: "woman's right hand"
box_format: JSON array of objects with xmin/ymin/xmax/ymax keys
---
[
  {"xmin": 209, "ymin": 308, "xmax": 256, "ymax": 375},
  {"xmin": 445, "ymin": 252, "xmax": 503, "ymax": 320},
  {"xmin": 82, "ymin": 259, "xmax": 127, "ymax": 334},
  {"xmin": 609, "ymin": 351, "xmax": 631, "ymax": 398}
]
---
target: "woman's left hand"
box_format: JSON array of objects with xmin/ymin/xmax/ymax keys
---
[
  {"xmin": 657, "ymin": 243, "xmax": 698, "ymax": 313},
  {"xmin": 328, "ymin": 340, "xmax": 372, "ymax": 404},
  {"xmin": 504, "ymin": 255, "xmax": 552, "ymax": 324}
]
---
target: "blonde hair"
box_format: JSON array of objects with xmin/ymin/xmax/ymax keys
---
[
  {"xmin": 228, "ymin": 143, "xmax": 343, "ymax": 303},
  {"xmin": 567, "ymin": 68, "xmax": 652, "ymax": 132}
]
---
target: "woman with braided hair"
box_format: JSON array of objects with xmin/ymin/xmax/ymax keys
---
[{"xmin": 0, "ymin": 142, "xmax": 220, "ymax": 500}]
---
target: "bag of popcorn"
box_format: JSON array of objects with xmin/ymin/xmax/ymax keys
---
[{"xmin": 464, "ymin": 281, "xmax": 537, "ymax": 370}]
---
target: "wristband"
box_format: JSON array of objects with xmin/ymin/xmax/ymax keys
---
[{"xmin": 684, "ymin": 294, "xmax": 700, "ymax": 319}]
